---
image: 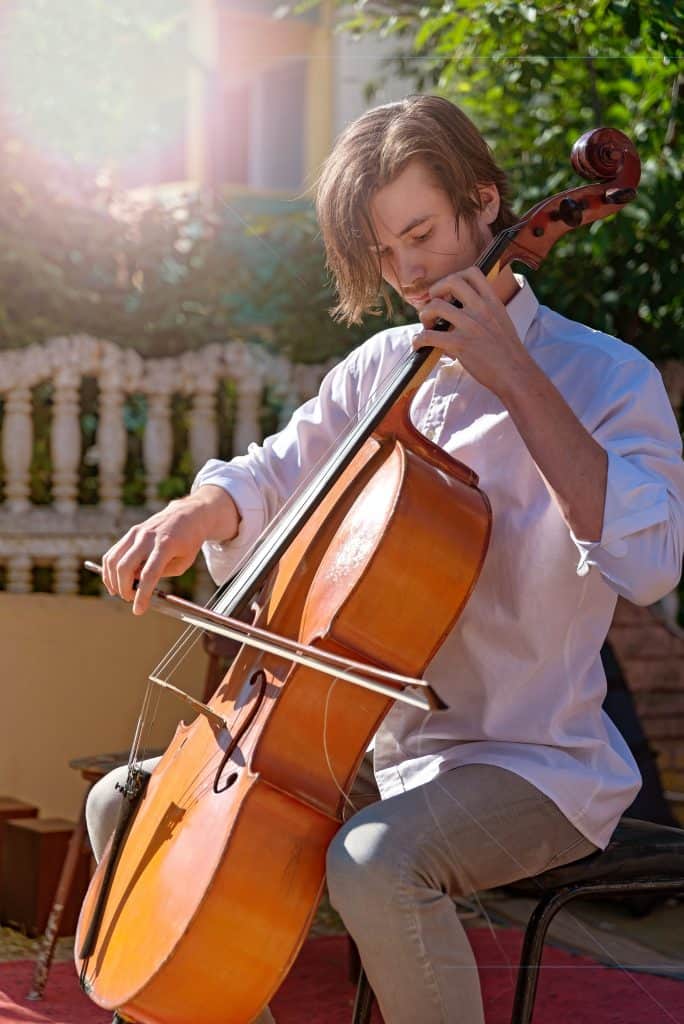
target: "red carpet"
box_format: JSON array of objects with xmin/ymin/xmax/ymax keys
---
[{"xmin": 0, "ymin": 931, "xmax": 682, "ymax": 1023}]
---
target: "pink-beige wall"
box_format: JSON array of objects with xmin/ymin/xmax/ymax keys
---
[{"xmin": 0, "ymin": 594, "xmax": 207, "ymax": 822}]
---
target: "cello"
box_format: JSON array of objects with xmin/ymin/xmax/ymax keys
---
[{"xmin": 76, "ymin": 127, "xmax": 640, "ymax": 1024}]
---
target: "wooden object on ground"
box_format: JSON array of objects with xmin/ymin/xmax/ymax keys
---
[
  {"xmin": 0, "ymin": 796, "xmax": 39, "ymax": 832},
  {"xmin": 0, "ymin": 797, "xmax": 39, "ymax": 912},
  {"xmin": 29, "ymin": 760, "xmax": 121, "ymax": 1001},
  {"xmin": 0, "ymin": 818, "xmax": 90, "ymax": 937},
  {"xmin": 29, "ymin": 637, "xmax": 230, "ymax": 999},
  {"xmin": 30, "ymin": 752, "xmax": 157, "ymax": 1000}
]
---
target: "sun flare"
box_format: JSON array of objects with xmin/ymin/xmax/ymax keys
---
[{"xmin": 0, "ymin": 0, "xmax": 186, "ymax": 175}]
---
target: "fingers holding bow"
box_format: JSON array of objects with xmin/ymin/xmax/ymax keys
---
[{"xmin": 101, "ymin": 516, "xmax": 191, "ymax": 616}]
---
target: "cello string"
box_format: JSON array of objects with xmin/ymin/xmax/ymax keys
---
[
  {"xmin": 145, "ymin": 334, "xmax": 425, "ymax": 689},
  {"xmin": 123, "ymin": 234, "xmax": 511, "ymax": 825},
  {"xmin": 139, "ymin": 228, "xmax": 508, "ymax": 694},
  {"xmin": 132, "ymin": 238, "xmax": 507, "ymax": 773},
  {"xmin": 173, "ymin": 670, "xmax": 267, "ymax": 810},
  {"xmin": 198, "ymin": 233, "xmax": 510, "ymax": 632},
  {"xmin": 412, "ymin": 710, "xmax": 514, "ymax": 976},
  {"xmin": 165, "ymin": 231, "xmax": 510, "ymax": 659},
  {"xmin": 129, "ymin": 677, "xmax": 155, "ymax": 769},
  {"xmin": 150, "ymin": 584, "xmax": 230, "ymax": 680},
  {"xmin": 194, "ymin": 315, "xmax": 435, "ymax": 621},
  {"xmin": 127, "ymin": 334, "xmax": 439, "ymax": 793},
  {"xmin": 147, "ymin": 678, "xmax": 163, "ymax": 762},
  {"xmin": 321, "ymin": 677, "xmax": 359, "ymax": 817}
]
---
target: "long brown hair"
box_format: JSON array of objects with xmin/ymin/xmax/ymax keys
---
[{"xmin": 315, "ymin": 95, "xmax": 517, "ymax": 324}]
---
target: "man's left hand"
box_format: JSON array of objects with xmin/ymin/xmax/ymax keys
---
[{"xmin": 413, "ymin": 266, "xmax": 531, "ymax": 399}]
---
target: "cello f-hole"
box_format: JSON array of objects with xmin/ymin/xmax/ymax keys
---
[{"xmin": 213, "ymin": 670, "xmax": 268, "ymax": 794}]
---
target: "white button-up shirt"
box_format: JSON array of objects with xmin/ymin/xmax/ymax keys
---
[{"xmin": 194, "ymin": 278, "xmax": 684, "ymax": 848}]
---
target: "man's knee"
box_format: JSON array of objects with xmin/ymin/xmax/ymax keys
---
[
  {"xmin": 85, "ymin": 764, "xmax": 129, "ymax": 863},
  {"xmin": 85, "ymin": 756, "xmax": 163, "ymax": 863},
  {"xmin": 326, "ymin": 812, "xmax": 405, "ymax": 920}
]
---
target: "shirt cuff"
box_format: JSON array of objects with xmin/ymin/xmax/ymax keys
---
[
  {"xmin": 192, "ymin": 459, "xmax": 267, "ymax": 583},
  {"xmin": 571, "ymin": 449, "xmax": 671, "ymax": 576}
]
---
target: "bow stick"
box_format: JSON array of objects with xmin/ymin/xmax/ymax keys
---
[{"xmin": 84, "ymin": 561, "xmax": 447, "ymax": 713}]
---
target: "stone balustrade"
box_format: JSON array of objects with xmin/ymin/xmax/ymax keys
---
[
  {"xmin": 0, "ymin": 335, "xmax": 333, "ymax": 599},
  {"xmin": 2, "ymin": 337, "xmax": 681, "ymax": 605}
]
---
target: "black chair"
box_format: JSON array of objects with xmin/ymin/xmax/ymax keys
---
[{"xmin": 351, "ymin": 818, "xmax": 684, "ymax": 1024}]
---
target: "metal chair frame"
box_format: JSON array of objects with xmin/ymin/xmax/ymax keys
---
[{"xmin": 351, "ymin": 875, "xmax": 684, "ymax": 1024}]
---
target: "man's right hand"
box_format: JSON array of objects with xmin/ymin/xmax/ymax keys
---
[{"xmin": 101, "ymin": 485, "xmax": 240, "ymax": 615}]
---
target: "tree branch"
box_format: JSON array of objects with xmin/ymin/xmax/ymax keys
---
[
  {"xmin": 586, "ymin": 56, "xmax": 603, "ymax": 125},
  {"xmin": 664, "ymin": 71, "xmax": 682, "ymax": 151}
]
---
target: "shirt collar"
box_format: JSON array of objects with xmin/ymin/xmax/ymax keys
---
[{"xmin": 506, "ymin": 273, "xmax": 539, "ymax": 345}]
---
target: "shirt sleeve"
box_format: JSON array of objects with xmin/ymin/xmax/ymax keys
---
[
  {"xmin": 571, "ymin": 357, "xmax": 684, "ymax": 605},
  {"xmin": 191, "ymin": 331, "xmax": 403, "ymax": 584}
]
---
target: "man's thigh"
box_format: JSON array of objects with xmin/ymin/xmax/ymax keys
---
[{"xmin": 336, "ymin": 764, "xmax": 597, "ymax": 895}]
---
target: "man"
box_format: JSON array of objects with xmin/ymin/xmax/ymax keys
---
[{"xmin": 90, "ymin": 96, "xmax": 684, "ymax": 1024}]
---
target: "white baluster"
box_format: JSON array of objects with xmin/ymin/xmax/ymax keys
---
[
  {"xmin": 7, "ymin": 553, "xmax": 32, "ymax": 593},
  {"xmin": 0, "ymin": 337, "xmax": 334, "ymax": 604},
  {"xmin": 189, "ymin": 387, "xmax": 219, "ymax": 471},
  {"xmin": 51, "ymin": 368, "xmax": 81, "ymax": 516},
  {"xmin": 143, "ymin": 392, "xmax": 173, "ymax": 510},
  {"xmin": 233, "ymin": 375, "xmax": 263, "ymax": 456},
  {"xmin": 54, "ymin": 553, "xmax": 80, "ymax": 595},
  {"xmin": 98, "ymin": 384, "xmax": 127, "ymax": 515},
  {"xmin": 2, "ymin": 388, "xmax": 33, "ymax": 513}
]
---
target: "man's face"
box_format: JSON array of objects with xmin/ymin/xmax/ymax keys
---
[{"xmin": 368, "ymin": 159, "xmax": 498, "ymax": 313}]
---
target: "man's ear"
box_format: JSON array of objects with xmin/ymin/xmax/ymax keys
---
[{"xmin": 476, "ymin": 184, "xmax": 500, "ymax": 226}]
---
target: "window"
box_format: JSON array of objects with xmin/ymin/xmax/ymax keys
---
[{"xmin": 219, "ymin": 59, "xmax": 307, "ymax": 191}]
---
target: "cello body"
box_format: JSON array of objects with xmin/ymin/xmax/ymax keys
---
[{"xmin": 76, "ymin": 412, "xmax": 491, "ymax": 1024}]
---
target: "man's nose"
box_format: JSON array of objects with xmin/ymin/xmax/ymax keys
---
[{"xmin": 396, "ymin": 250, "xmax": 426, "ymax": 291}]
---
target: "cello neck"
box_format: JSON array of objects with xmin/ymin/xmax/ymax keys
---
[{"xmin": 209, "ymin": 230, "xmax": 518, "ymax": 621}]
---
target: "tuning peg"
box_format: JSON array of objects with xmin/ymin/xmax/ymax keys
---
[
  {"xmin": 603, "ymin": 187, "xmax": 637, "ymax": 205},
  {"xmin": 550, "ymin": 197, "xmax": 586, "ymax": 227}
]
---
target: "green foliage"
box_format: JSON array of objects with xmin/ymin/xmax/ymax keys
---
[
  {"xmin": 0, "ymin": 138, "xmax": 390, "ymax": 363},
  {"xmin": 29, "ymin": 383, "xmax": 53, "ymax": 505},
  {"xmin": 326, "ymin": 0, "xmax": 684, "ymax": 360}
]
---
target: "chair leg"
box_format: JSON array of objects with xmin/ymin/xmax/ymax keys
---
[
  {"xmin": 352, "ymin": 968, "xmax": 376, "ymax": 1024},
  {"xmin": 348, "ymin": 934, "xmax": 362, "ymax": 984},
  {"xmin": 510, "ymin": 886, "xmax": 579, "ymax": 1024},
  {"xmin": 509, "ymin": 878, "xmax": 684, "ymax": 1024}
]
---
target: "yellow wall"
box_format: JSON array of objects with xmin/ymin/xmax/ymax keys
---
[
  {"xmin": 0, "ymin": 594, "xmax": 207, "ymax": 822},
  {"xmin": 305, "ymin": 1, "xmax": 334, "ymax": 184},
  {"xmin": 188, "ymin": 1, "xmax": 333, "ymax": 188}
]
